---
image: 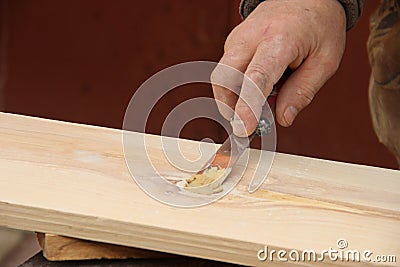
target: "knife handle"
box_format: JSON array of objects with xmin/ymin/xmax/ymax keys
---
[{"xmin": 255, "ymin": 68, "xmax": 292, "ymax": 136}]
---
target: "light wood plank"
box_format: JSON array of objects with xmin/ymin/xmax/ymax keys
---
[{"xmin": 0, "ymin": 112, "xmax": 399, "ymax": 266}]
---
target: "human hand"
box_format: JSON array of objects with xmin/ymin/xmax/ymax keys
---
[{"xmin": 211, "ymin": 0, "xmax": 346, "ymax": 137}]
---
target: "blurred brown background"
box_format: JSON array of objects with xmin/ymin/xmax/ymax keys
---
[{"xmin": 0, "ymin": 0, "xmax": 396, "ymax": 169}]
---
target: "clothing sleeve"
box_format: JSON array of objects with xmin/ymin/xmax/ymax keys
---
[{"xmin": 239, "ymin": 0, "xmax": 365, "ymax": 31}]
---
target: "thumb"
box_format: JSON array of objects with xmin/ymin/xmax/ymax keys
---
[{"xmin": 276, "ymin": 58, "xmax": 339, "ymax": 127}]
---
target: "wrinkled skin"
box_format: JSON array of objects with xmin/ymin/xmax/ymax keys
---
[{"xmin": 212, "ymin": 0, "xmax": 346, "ymax": 136}]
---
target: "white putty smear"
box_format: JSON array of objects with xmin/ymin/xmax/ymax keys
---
[{"xmin": 177, "ymin": 166, "xmax": 232, "ymax": 195}]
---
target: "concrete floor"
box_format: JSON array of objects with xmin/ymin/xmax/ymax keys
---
[{"xmin": 0, "ymin": 227, "xmax": 41, "ymax": 267}]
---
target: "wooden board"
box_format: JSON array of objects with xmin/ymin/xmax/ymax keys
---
[
  {"xmin": 36, "ymin": 233, "xmax": 170, "ymax": 261},
  {"xmin": 0, "ymin": 112, "xmax": 399, "ymax": 266}
]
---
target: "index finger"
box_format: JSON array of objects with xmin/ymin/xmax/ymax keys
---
[
  {"xmin": 211, "ymin": 47, "xmax": 253, "ymax": 121},
  {"xmin": 232, "ymin": 36, "xmax": 298, "ymax": 136}
]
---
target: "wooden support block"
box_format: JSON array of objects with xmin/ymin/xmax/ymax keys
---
[
  {"xmin": 0, "ymin": 112, "xmax": 399, "ymax": 266},
  {"xmin": 36, "ymin": 233, "xmax": 170, "ymax": 261}
]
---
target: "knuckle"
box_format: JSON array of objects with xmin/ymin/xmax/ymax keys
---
[
  {"xmin": 296, "ymin": 84, "xmax": 316, "ymax": 107},
  {"xmin": 246, "ymin": 63, "xmax": 275, "ymax": 92},
  {"xmin": 326, "ymin": 60, "xmax": 341, "ymax": 76},
  {"xmin": 224, "ymin": 26, "xmax": 249, "ymax": 53},
  {"xmin": 319, "ymin": 57, "xmax": 341, "ymax": 77},
  {"xmin": 221, "ymin": 50, "xmax": 240, "ymax": 64},
  {"xmin": 246, "ymin": 65, "xmax": 269, "ymax": 90},
  {"xmin": 223, "ymin": 43, "xmax": 252, "ymax": 63},
  {"xmin": 211, "ymin": 63, "xmax": 242, "ymax": 93},
  {"xmin": 247, "ymin": 64, "xmax": 267, "ymax": 79}
]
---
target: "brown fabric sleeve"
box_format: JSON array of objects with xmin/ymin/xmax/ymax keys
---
[{"xmin": 239, "ymin": 0, "xmax": 365, "ymax": 31}]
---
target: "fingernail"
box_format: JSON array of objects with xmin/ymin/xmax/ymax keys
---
[
  {"xmin": 283, "ymin": 106, "xmax": 298, "ymax": 126},
  {"xmin": 231, "ymin": 119, "xmax": 247, "ymax": 137}
]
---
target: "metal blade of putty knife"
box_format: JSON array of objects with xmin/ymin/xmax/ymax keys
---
[{"xmin": 179, "ymin": 69, "xmax": 291, "ymax": 194}]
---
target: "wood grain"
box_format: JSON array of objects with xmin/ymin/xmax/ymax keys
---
[
  {"xmin": 36, "ymin": 233, "xmax": 170, "ymax": 261},
  {"xmin": 0, "ymin": 112, "xmax": 399, "ymax": 266}
]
